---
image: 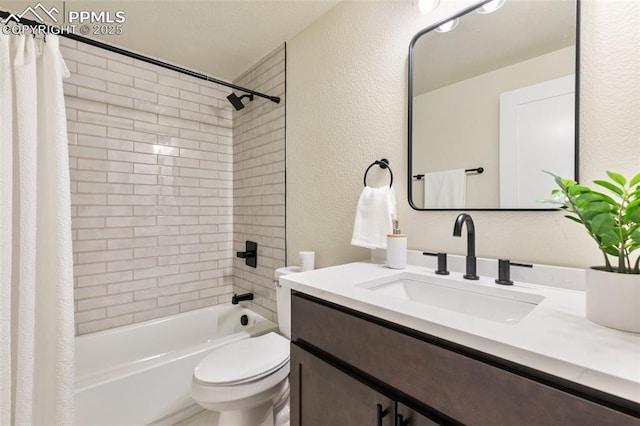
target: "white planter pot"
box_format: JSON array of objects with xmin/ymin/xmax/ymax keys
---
[{"xmin": 585, "ymin": 267, "xmax": 640, "ymax": 333}]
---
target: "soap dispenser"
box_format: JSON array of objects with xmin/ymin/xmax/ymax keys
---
[{"xmin": 387, "ymin": 220, "xmax": 407, "ymax": 269}]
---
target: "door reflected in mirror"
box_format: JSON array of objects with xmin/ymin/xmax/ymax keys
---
[{"xmin": 408, "ymin": 0, "xmax": 578, "ymax": 210}]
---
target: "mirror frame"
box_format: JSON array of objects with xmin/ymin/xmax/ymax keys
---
[{"xmin": 407, "ymin": 0, "xmax": 581, "ymax": 211}]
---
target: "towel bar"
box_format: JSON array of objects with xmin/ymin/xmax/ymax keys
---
[
  {"xmin": 364, "ymin": 158, "xmax": 393, "ymax": 187},
  {"xmin": 413, "ymin": 167, "xmax": 483, "ymax": 180}
]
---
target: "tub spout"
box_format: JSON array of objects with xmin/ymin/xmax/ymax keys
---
[{"xmin": 232, "ymin": 293, "xmax": 254, "ymax": 305}]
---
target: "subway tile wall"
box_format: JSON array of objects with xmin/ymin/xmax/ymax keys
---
[
  {"xmin": 232, "ymin": 44, "xmax": 287, "ymax": 323},
  {"xmin": 61, "ymin": 37, "xmax": 238, "ymax": 335}
]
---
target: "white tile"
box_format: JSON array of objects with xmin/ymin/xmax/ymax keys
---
[
  {"xmin": 67, "ymin": 122, "xmax": 107, "ymax": 138},
  {"xmin": 78, "ymin": 111, "xmax": 133, "ymax": 130},
  {"xmin": 108, "ymin": 105, "xmax": 158, "ymax": 124},
  {"xmin": 108, "ymin": 172, "xmax": 157, "ymax": 185},
  {"xmin": 107, "ymin": 194, "xmax": 157, "ymax": 206},
  {"xmin": 74, "ymin": 308, "xmax": 106, "ymax": 324},
  {"xmin": 105, "ymin": 216, "xmax": 156, "ymax": 227},
  {"xmin": 77, "ymin": 270, "xmax": 134, "ymax": 288},
  {"xmin": 77, "ymin": 227, "xmax": 133, "ymax": 241},
  {"xmin": 133, "ymin": 305, "xmax": 180, "ymax": 322},
  {"xmin": 158, "ymin": 271, "xmax": 200, "ymax": 287},
  {"xmin": 78, "ymin": 134, "xmax": 133, "ymax": 152},
  {"xmin": 78, "ymin": 249, "xmax": 133, "ymax": 264},
  {"xmin": 158, "ymin": 290, "xmax": 199, "ymax": 307},
  {"xmin": 77, "ymin": 87, "xmax": 134, "ymax": 108},
  {"xmin": 77, "ymin": 314, "xmax": 133, "ymax": 335},
  {"xmin": 134, "ymin": 79, "xmax": 179, "ymax": 97},
  {"xmin": 158, "ymin": 74, "xmax": 199, "ymax": 93},
  {"xmin": 158, "ymin": 94, "xmax": 200, "ymax": 112},
  {"xmin": 77, "ymin": 205, "xmax": 133, "ymax": 216},
  {"xmin": 134, "ymin": 265, "xmax": 180, "ymax": 280},
  {"xmin": 77, "ymin": 158, "xmax": 133, "ymax": 173},
  {"xmin": 107, "ymin": 82, "xmax": 157, "ymax": 102},
  {"xmin": 78, "ymin": 64, "xmax": 133, "ymax": 86},
  {"xmin": 107, "ymin": 237, "xmax": 157, "ymax": 250},
  {"xmin": 107, "ymin": 299, "xmax": 157, "ymax": 317},
  {"xmin": 108, "ymin": 60, "xmax": 157, "ymax": 82},
  {"xmin": 107, "ymin": 278, "xmax": 157, "ymax": 294},
  {"xmin": 78, "ymin": 293, "xmax": 133, "ymax": 311},
  {"xmin": 107, "ymin": 127, "xmax": 158, "ymax": 144},
  {"xmin": 77, "ymin": 182, "xmax": 133, "ymax": 194},
  {"xmin": 108, "ymin": 150, "xmax": 157, "ymax": 165}
]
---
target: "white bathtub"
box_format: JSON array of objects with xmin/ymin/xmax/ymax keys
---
[{"xmin": 75, "ymin": 305, "xmax": 277, "ymax": 426}]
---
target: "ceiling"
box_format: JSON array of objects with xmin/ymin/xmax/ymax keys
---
[
  {"xmin": 0, "ymin": 0, "xmax": 340, "ymax": 81},
  {"xmin": 413, "ymin": 0, "xmax": 577, "ymax": 95}
]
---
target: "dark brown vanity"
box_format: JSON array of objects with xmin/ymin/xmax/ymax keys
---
[{"xmin": 290, "ymin": 292, "xmax": 640, "ymax": 425}]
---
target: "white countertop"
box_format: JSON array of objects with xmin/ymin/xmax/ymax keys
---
[{"xmin": 281, "ymin": 260, "xmax": 640, "ymax": 404}]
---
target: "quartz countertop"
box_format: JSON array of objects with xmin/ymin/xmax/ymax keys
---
[{"xmin": 281, "ymin": 260, "xmax": 640, "ymax": 404}]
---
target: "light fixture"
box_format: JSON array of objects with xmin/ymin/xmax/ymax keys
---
[
  {"xmin": 413, "ymin": 0, "xmax": 440, "ymax": 14},
  {"xmin": 476, "ymin": 0, "xmax": 506, "ymax": 14},
  {"xmin": 434, "ymin": 18, "xmax": 459, "ymax": 33}
]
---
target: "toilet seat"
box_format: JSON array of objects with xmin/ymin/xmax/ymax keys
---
[{"xmin": 194, "ymin": 332, "xmax": 290, "ymax": 386}]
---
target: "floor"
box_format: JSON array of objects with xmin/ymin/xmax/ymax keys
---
[{"xmin": 174, "ymin": 410, "xmax": 219, "ymax": 426}]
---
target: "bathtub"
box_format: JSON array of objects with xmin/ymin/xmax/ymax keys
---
[{"xmin": 75, "ymin": 305, "xmax": 277, "ymax": 426}]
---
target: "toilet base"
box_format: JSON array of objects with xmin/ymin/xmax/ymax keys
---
[
  {"xmin": 206, "ymin": 379, "xmax": 290, "ymax": 426},
  {"xmin": 218, "ymin": 402, "xmax": 274, "ymax": 426}
]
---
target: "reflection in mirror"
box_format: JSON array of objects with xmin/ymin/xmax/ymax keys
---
[{"xmin": 408, "ymin": 0, "xmax": 578, "ymax": 210}]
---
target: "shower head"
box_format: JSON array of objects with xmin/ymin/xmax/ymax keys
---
[{"xmin": 227, "ymin": 93, "xmax": 254, "ymax": 111}]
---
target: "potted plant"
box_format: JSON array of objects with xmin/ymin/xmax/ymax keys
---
[{"xmin": 544, "ymin": 171, "xmax": 640, "ymax": 332}]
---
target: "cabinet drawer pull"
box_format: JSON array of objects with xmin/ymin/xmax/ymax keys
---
[
  {"xmin": 377, "ymin": 404, "xmax": 389, "ymax": 426},
  {"xmin": 396, "ymin": 414, "xmax": 409, "ymax": 426}
]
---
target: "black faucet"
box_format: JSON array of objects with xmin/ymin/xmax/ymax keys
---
[
  {"xmin": 232, "ymin": 292, "xmax": 254, "ymax": 305},
  {"xmin": 453, "ymin": 213, "xmax": 479, "ymax": 280}
]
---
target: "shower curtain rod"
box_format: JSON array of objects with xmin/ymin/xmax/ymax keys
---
[{"xmin": 0, "ymin": 10, "xmax": 281, "ymax": 105}]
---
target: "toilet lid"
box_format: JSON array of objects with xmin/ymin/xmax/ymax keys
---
[{"xmin": 194, "ymin": 332, "xmax": 289, "ymax": 385}]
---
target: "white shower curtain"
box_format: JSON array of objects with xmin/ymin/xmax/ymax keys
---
[{"xmin": 0, "ymin": 33, "xmax": 75, "ymax": 425}]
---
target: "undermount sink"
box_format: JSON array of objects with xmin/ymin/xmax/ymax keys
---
[{"xmin": 357, "ymin": 272, "xmax": 544, "ymax": 325}]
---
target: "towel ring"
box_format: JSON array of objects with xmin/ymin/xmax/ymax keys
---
[{"xmin": 363, "ymin": 158, "xmax": 393, "ymax": 187}]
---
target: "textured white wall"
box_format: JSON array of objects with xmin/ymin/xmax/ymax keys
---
[{"xmin": 287, "ymin": 0, "xmax": 640, "ymax": 269}]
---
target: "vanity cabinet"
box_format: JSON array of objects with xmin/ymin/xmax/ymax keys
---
[
  {"xmin": 290, "ymin": 344, "xmax": 438, "ymax": 426},
  {"xmin": 290, "ymin": 292, "xmax": 640, "ymax": 426}
]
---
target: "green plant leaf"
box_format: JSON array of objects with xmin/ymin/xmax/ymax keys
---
[
  {"xmin": 593, "ymin": 179, "xmax": 624, "ymax": 196},
  {"xmin": 591, "ymin": 213, "xmax": 616, "ymax": 236},
  {"xmin": 603, "ymin": 246, "xmax": 620, "ymax": 257},
  {"xmin": 629, "ymin": 172, "xmax": 640, "ymax": 187},
  {"xmin": 606, "ymin": 171, "xmax": 627, "ymax": 186},
  {"xmin": 600, "ymin": 231, "xmax": 619, "ymax": 247},
  {"xmin": 584, "ymin": 201, "xmax": 613, "ymax": 214},
  {"xmin": 625, "ymin": 209, "xmax": 640, "ymax": 224},
  {"xmin": 568, "ymin": 185, "xmax": 591, "ymax": 196},
  {"xmin": 583, "ymin": 191, "xmax": 618, "ymax": 206},
  {"xmin": 564, "ymin": 215, "xmax": 583, "ymax": 224},
  {"xmin": 631, "ymin": 228, "xmax": 640, "ymax": 244}
]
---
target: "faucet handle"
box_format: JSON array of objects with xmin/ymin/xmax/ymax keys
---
[
  {"xmin": 495, "ymin": 259, "xmax": 532, "ymax": 285},
  {"xmin": 422, "ymin": 252, "xmax": 450, "ymax": 275}
]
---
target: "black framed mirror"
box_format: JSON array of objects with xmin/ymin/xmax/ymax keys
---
[{"xmin": 408, "ymin": 0, "xmax": 579, "ymax": 211}]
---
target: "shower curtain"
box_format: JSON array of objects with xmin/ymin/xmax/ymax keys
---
[{"xmin": 0, "ymin": 33, "xmax": 75, "ymax": 425}]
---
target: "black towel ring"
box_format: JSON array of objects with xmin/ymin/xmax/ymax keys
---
[{"xmin": 363, "ymin": 158, "xmax": 393, "ymax": 187}]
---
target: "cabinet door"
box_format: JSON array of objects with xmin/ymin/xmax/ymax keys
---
[
  {"xmin": 290, "ymin": 344, "xmax": 394, "ymax": 426},
  {"xmin": 396, "ymin": 403, "xmax": 440, "ymax": 426}
]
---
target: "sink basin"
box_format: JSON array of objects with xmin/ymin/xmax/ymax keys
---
[{"xmin": 357, "ymin": 272, "xmax": 544, "ymax": 325}]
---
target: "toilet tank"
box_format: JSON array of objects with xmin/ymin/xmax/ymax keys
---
[{"xmin": 274, "ymin": 266, "xmax": 300, "ymax": 339}]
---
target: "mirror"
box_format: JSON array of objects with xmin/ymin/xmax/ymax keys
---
[{"xmin": 408, "ymin": 0, "xmax": 579, "ymax": 210}]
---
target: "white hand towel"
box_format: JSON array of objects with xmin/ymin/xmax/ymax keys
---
[
  {"xmin": 424, "ymin": 169, "xmax": 466, "ymax": 208},
  {"xmin": 351, "ymin": 186, "xmax": 397, "ymax": 249}
]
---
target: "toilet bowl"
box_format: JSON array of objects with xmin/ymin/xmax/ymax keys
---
[{"xmin": 191, "ymin": 267, "xmax": 299, "ymax": 426}]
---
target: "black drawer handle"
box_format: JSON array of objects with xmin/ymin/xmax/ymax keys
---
[
  {"xmin": 377, "ymin": 404, "xmax": 389, "ymax": 426},
  {"xmin": 396, "ymin": 414, "xmax": 409, "ymax": 426}
]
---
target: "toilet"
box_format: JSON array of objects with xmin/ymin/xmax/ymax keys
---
[{"xmin": 191, "ymin": 267, "xmax": 298, "ymax": 426}]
